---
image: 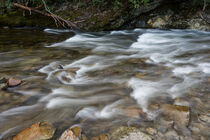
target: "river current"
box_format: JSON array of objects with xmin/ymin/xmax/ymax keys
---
[{"xmin": 0, "ymin": 28, "xmax": 209, "ymax": 139}]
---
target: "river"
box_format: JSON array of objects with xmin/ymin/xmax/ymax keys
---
[{"xmin": 0, "ymin": 27, "xmax": 210, "ymax": 139}]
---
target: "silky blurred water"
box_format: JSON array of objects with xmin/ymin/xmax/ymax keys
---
[{"xmin": 0, "ymin": 27, "xmax": 210, "ymax": 139}]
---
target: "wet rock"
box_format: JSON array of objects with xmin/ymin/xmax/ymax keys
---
[
  {"xmin": 7, "ymin": 77, "xmax": 22, "ymax": 87},
  {"xmin": 91, "ymin": 137, "xmax": 99, "ymax": 140},
  {"xmin": 198, "ymin": 114, "xmax": 210, "ymax": 124},
  {"xmin": 0, "ymin": 82, "xmax": 7, "ymax": 90},
  {"xmin": 99, "ymin": 134, "xmax": 109, "ymax": 140},
  {"xmin": 188, "ymin": 19, "xmax": 210, "ymax": 31},
  {"xmin": 161, "ymin": 104, "xmax": 190, "ymax": 128},
  {"xmin": 156, "ymin": 116, "xmax": 174, "ymax": 133},
  {"xmin": 164, "ymin": 130, "xmax": 181, "ymax": 140},
  {"xmin": 59, "ymin": 129, "xmax": 78, "ymax": 140},
  {"xmin": 0, "ymin": 77, "xmax": 8, "ymax": 90},
  {"xmin": 148, "ymin": 103, "xmax": 159, "ymax": 111},
  {"xmin": 66, "ymin": 67, "xmax": 80, "ymax": 73},
  {"xmin": 190, "ymin": 122, "xmax": 210, "ymax": 137},
  {"xmin": 110, "ymin": 126, "xmax": 152, "ymax": 140},
  {"xmin": 81, "ymin": 134, "xmax": 88, "ymax": 140},
  {"xmin": 174, "ymin": 98, "xmax": 190, "ymax": 107},
  {"xmin": 57, "ymin": 64, "xmax": 64, "ymax": 69},
  {"xmin": 123, "ymin": 106, "xmax": 147, "ymax": 119},
  {"xmin": 59, "ymin": 126, "xmax": 82, "ymax": 140},
  {"xmin": 147, "ymin": 17, "xmax": 167, "ymax": 28},
  {"xmin": 14, "ymin": 122, "xmax": 56, "ymax": 140},
  {"xmin": 71, "ymin": 126, "xmax": 82, "ymax": 138},
  {"xmin": 146, "ymin": 127, "xmax": 157, "ymax": 135}
]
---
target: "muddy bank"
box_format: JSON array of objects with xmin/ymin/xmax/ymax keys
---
[{"xmin": 0, "ymin": 0, "xmax": 210, "ymax": 31}]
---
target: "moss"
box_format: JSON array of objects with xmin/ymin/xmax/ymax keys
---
[{"xmin": 0, "ymin": 10, "xmax": 56, "ymax": 28}]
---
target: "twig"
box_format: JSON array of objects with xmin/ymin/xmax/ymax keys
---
[
  {"xmin": 14, "ymin": 3, "xmax": 78, "ymax": 29},
  {"xmin": 203, "ymin": 0, "xmax": 206, "ymax": 11}
]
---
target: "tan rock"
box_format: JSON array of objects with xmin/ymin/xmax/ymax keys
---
[
  {"xmin": 14, "ymin": 122, "xmax": 55, "ymax": 140},
  {"xmin": 124, "ymin": 106, "xmax": 147, "ymax": 118},
  {"xmin": 59, "ymin": 129, "xmax": 77, "ymax": 140},
  {"xmin": 161, "ymin": 104, "xmax": 190, "ymax": 128},
  {"xmin": 7, "ymin": 78, "xmax": 22, "ymax": 87},
  {"xmin": 99, "ymin": 134, "xmax": 109, "ymax": 140},
  {"xmin": 59, "ymin": 126, "xmax": 82, "ymax": 140},
  {"xmin": 146, "ymin": 127, "xmax": 157, "ymax": 135},
  {"xmin": 71, "ymin": 126, "xmax": 82, "ymax": 138}
]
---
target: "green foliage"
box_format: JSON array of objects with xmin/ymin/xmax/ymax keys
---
[
  {"xmin": 129, "ymin": 0, "xmax": 150, "ymax": 8},
  {"xmin": 113, "ymin": 0, "xmax": 123, "ymax": 10},
  {"xmin": 92, "ymin": 0, "xmax": 107, "ymax": 7}
]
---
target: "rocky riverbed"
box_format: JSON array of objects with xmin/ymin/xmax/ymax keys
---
[{"xmin": 0, "ymin": 27, "xmax": 210, "ymax": 140}]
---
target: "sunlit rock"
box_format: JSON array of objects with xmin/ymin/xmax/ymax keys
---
[
  {"xmin": 59, "ymin": 126, "xmax": 82, "ymax": 140},
  {"xmin": 14, "ymin": 122, "xmax": 56, "ymax": 140},
  {"xmin": 7, "ymin": 77, "xmax": 22, "ymax": 87},
  {"xmin": 146, "ymin": 127, "xmax": 157, "ymax": 135},
  {"xmin": 99, "ymin": 134, "xmax": 109, "ymax": 140}
]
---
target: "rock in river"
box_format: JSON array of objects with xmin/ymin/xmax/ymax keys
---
[
  {"xmin": 14, "ymin": 122, "xmax": 56, "ymax": 140},
  {"xmin": 59, "ymin": 126, "xmax": 83, "ymax": 140},
  {"xmin": 110, "ymin": 126, "xmax": 152, "ymax": 140},
  {"xmin": 7, "ymin": 77, "xmax": 22, "ymax": 87},
  {"xmin": 161, "ymin": 104, "xmax": 190, "ymax": 130}
]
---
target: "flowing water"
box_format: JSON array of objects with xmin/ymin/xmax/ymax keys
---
[{"xmin": 0, "ymin": 27, "xmax": 210, "ymax": 139}]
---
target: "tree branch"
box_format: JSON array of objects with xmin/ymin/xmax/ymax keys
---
[{"xmin": 14, "ymin": 3, "xmax": 79, "ymax": 29}]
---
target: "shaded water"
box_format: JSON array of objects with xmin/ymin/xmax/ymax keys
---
[{"xmin": 0, "ymin": 27, "xmax": 210, "ymax": 139}]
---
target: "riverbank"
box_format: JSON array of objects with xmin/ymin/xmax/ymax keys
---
[{"xmin": 0, "ymin": 0, "xmax": 210, "ymax": 31}]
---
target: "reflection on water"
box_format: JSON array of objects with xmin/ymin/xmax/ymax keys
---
[{"xmin": 0, "ymin": 27, "xmax": 210, "ymax": 139}]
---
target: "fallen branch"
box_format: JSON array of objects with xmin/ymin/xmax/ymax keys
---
[{"xmin": 14, "ymin": 3, "xmax": 78, "ymax": 29}]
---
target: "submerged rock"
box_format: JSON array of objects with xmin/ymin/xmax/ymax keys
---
[
  {"xmin": 146, "ymin": 127, "xmax": 157, "ymax": 135},
  {"xmin": 161, "ymin": 104, "xmax": 190, "ymax": 128},
  {"xmin": 198, "ymin": 114, "xmax": 210, "ymax": 124},
  {"xmin": 110, "ymin": 126, "xmax": 152, "ymax": 140},
  {"xmin": 14, "ymin": 122, "xmax": 56, "ymax": 140},
  {"xmin": 59, "ymin": 126, "xmax": 83, "ymax": 140},
  {"xmin": 123, "ymin": 106, "xmax": 147, "ymax": 119}
]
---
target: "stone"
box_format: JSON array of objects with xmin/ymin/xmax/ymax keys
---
[
  {"xmin": 198, "ymin": 114, "xmax": 210, "ymax": 124},
  {"xmin": 174, "ymin": 98, "xmax": 190, "ymax": 106},
  {"xmin": 71, "ymin": 126, "xmax": 82, "ymax": 138},
  {"xmin": 0, "ymin": 82, "xmax": 7, "ymax": 90},
  {"xmin": 81, "ymin": 134, "xmax": 88, "ymax": 140},
  {"xmin": 110, "ymin": 126, "xmax": 152, "ymax": 140},
  {"xmin": 59, "ymin": 126, "xmax": 82, "ymax": 140},
  {"xmin": 14, "ymin": 122, "xmax": 55, "ymax": 140},
  {"xmin": 59, "ymin": 129, "xmax": 78, "ymax": 140},
  {"xmin": 161, "ymin": 104, "xmax": 190, "ymax": 128},
  {"xmin": 164, "ymin": 130, "xmax": 180, "ymax": 140},
  {"xmin": 123, "ymin": 106, "xmax": 147, "ymax": 118},
  {"xmin": 147, "ymin": 17, "xmax": 167, "ymax": 28},
  {"xmin": 146, "ymin": 127, "xmax": 157, "ymax": 135},
  {"xmin": 7, "ymin": 77, "xmax": 22, "ymax": 87},
  {"xmin": 99, "ymin": 134, "xmax": 109, "ymax": 140}
]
